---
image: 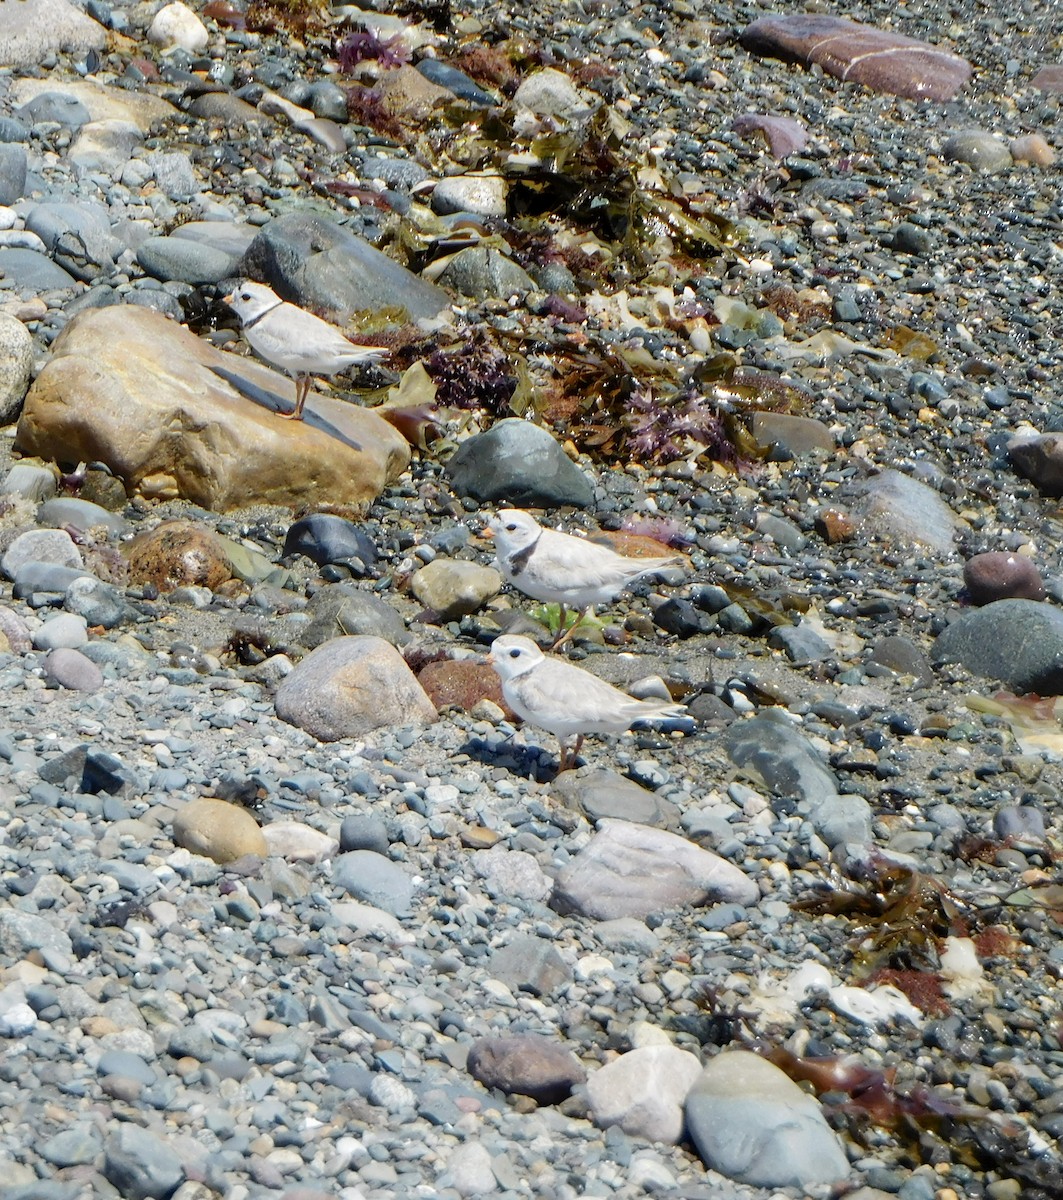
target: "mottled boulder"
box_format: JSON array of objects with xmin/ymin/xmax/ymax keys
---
[
  {"xmin": 685, "ymin": 1051, "xmax": 849, "ymax": 1187},
  {"xmin": 740, "ymin": 15, "xmax": 972, "ymax": 103},
  {"xmin": 417, "ymin": 658, "xmax": 507, "ymax": 712},
  {"xmin": 275, "ymin": 635, "xmax": 437, "ymax": 740},
  {"xmin": 17, "ymin": 306, "xmax": 410, "ymax": 512},
  {"xmin": 9, "ymin": 78, "xmax": 176, "ymax": 132},
  {"xmin": 933, "ymin": 599, "xmax": 1063, "ymax": 694},
  {"xmin": 467, "ymin": 1035, "xmax": 585, "ymax": 1104},
  {"xmin": 124, "ymin": 520, "xmax": 232, "ymax": 593}
]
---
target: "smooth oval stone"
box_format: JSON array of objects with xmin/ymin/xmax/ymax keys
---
[
  {"xmin": 933, "ymin": 599, "xmax": 1063, "ymax": 693},
  {"xmin": 137, "ymin": 235, "xmax": 235, "ymax": 284},
  {"xmin": 963, "ymin": 551, "xmax": 1045, "ymax": 605},
  {"xmin": 282, "ymin": 513, "xmax": 377, "ymax": 566},
  {"xmin": 942, "ymin": 130, "xmax": 1013, "ymax": 172}
]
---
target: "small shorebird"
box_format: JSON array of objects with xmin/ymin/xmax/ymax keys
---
[
  {"xmin": 225, "ymin": 281, "xmax": 387, "ymax": 420},
  {"xmin": 487, "ymin": 509, "xmax": 684, "ymax": 646},
  {"xmin": 488, "ymin": 633, "xmax": 685, "ymax": 772}
]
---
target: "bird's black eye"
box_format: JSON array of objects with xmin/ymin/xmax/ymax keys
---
[
  {"xmin": 240, "ymin": 292, "xmax": 251, "ymax": 301},
  {"xmin": 505, "ymin": 523, "xmax": 518, "ymax": 532},
  {"xmin": 508, "ymin": 648, "xmax": 520, "ymax": 658}
]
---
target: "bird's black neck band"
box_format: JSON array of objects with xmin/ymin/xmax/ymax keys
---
[{"xmin": 242, "ymin": 298, "xmax": 284, "ymax": 330}]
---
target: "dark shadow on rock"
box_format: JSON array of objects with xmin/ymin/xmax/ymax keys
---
[{"xmin": 209, "ymin": 364, "xmax": 363, "ymax": 452}]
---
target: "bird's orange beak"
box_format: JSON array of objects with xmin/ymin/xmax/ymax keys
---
[{"xmin": 223, "ymin": 292, "xmax": 234, "ymax": 305}]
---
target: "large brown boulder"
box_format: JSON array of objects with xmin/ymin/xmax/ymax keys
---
[{"xmin": 17, "ymin": 306, "xmax": 410, "ymax": 512}]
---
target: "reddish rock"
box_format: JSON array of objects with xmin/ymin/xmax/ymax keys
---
[
  {"xmin": 1032, "ymin": 65, "xmax": 1063, "ymax": 92},
  {"xmin": 124, "ymin": 520, "xmax": 232, "ymax": 592},
  {"xmin": 815, "ymin": 508, "xmax": 858, "ymax": 544},
  {"xmin": 964, "ymin": 552, "xmax": 1046, "ymax": 606},
  {"xmin": 1010, "ymin": 134, "xmax": 1055, "ymax": 166},
  {"xmin": 467, "ymin": 1035, "xmax": 585, "ymax": 1104},
  {"xmin": 731, "ymin": 113, "xmax": 808, "ymax": 159},
  {"xmin": 740, "ymin": 15, "xmax": 972, "ymax": 103},
  {"xmin": 417, "ymin": 658, "xmax": 508, "ymax": 713}
]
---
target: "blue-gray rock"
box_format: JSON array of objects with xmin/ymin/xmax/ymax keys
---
[
  {"xmin": 97, "ymin": 1050, "xmax": 157, "ymax": 1085},
  {"xmin": 0, "ymin": 117, "xmax": 28, "ymax": 142},
  {"xmin": 125, "ymin": 287, "xmax": 184, "ymax": 318},
  {"xmin": 237, "ymin": 211, "xmax": 448, "ymax": 322},
  {"xmin": 359, "ymin": 156, "xmax": 431, "ymax": 190},
  {"xmin": 332, "ymin": 849, "xmax": 413, "ymax": 916},
  {"xmin": 143, "ymin": 151, "xmax": 198, "ymax": 199},
  {"xmin": 43, "ymin": 647, "xmax": 104, "ymax": 691},
  {"xmin": 12, "ymin": 561, "xmax": 93, "ymax": 599},
  {"xmin": 552, "ymin": 767, "xmax": 679, "ymax": 829},
  {"xmin": 24, "ymin": 201, "xmax": 121, "ymax": 282},
  {"xmin": 653, "ymin": 596, "xmax": 705, "ymax": 638},
  {"xmin": 725, "ymin": 716, "xmax": 869, "ymax": 845},
  {"xmin": 868, "ymin": 635, "xmax": 934, "ymax": 684},
  {"xmin": 40, "ymin": 1126, "xmax": 102, "ymax": 1167},
  {"xmin": 283, "ymin": 513, "xmax": 378, "ymax": 567},
  {"xmin": 436, "ymin": 245, "xmax": 535, "ymax": 299},
  {"xmin": 0, "ymin": 144, "xmax": 26, "ymax": 206},
  {"xmin": 446, "ymin": 418, "xmax": 594, "ymax": 507},
  {"xmin": 993, "ymin": 804, "xmax": 1045, "ymax": 841},
  {"xmin": 489, "ymin": 934, "xmax": 572, "ymax": 996},
  {"xmin": 942, "ymin": 129, "xmax": 1012, "ymax": 172},
  {"xmin": 0, "ymin": 909, "xmax": 73, "ymax": 972},
  {"xmin": 0, "ymin": 248, "xmax": 77, "ymax": 291},
  {"xmin": 888, "ymin": 221, "xmax": 935, "ymax": 255},
  {"xmin": 37, "ymin": 496, "xmax": 129, "ymax": 536},
  {"xmin": 299, "ymin": 584, "xmax": 409, "ymax": 648},
  {"xmin": 64, "ymin": 576, "xmax": 127, "ymax": 628},
  {"xmin": 137, "ymin": 235, "xmax": 235, "ymax": 284},
  {"xmin": 103, "ymin": 1124, "xmax": 184, "ymax": 1200},
  {"xmin": 685, "ymin": 1050, "xmax": 850, "ymax": 1187},
  {"xmin": 339, "ymin": 813, "xmax": 390, "ymax": 854},
  {"xmin": 16, "ymin": 92, "xmax": 91, "ymax": 128},
  {"xmin": 307, "ymin": 81, "xmax": 349, "ymax": 121},
  {"xmin": 69, "ymin": 118, "xmax": 143, "ymax": 174},
  {"xmin": 933, "ymin": 599, "xmax": 1063, "ymax": 693},
  {"xmin": 417, "ymin": 59, "xmax": 497, "ymax": 106},
  {"xmin": 767, "ymin": 622, "xmax": 833, "ymax": 664},
  {"xmin": 170, "ymin": 219, "xmax": 258, "ymax": 260}
]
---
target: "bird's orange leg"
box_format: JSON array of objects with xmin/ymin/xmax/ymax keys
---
[{"xmin": 550, "ymin": 606, "xmax": 590, "ymax": 650}]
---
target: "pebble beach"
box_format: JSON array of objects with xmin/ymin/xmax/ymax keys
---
[{"xmin": 0, "ymin": 1, "xmax": 1062, "ymax": 1198}]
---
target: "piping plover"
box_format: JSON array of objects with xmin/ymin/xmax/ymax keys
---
[
  {"xmin": 488, "ymin": 633, "xmax": 686, "ymax": 772},
  {"xmin": 224, "ymin": 282, "xmax": 387, "ymax": 421},
  {"xmin": 487, "ymin": 509, "xmax": 684, "ymax": 646}
]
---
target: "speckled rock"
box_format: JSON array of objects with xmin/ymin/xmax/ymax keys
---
[
  {"xmin": 467, "ymin": 1035, "xmax": 586, "ymax": 1104},
  {"xmin": 933, "ymin": 599, "xmax": 1063, "ymax": 693},
  {"xmin": 275, "ymin": 635, "xmax": 437, "ymax": 740},
  {"xmin": 123, "ymin": 520, "xmax": 232, "ymax": 593},
  {"xmin": 410, "ymin": 558, "xmax": 502, "ymax": 620}
]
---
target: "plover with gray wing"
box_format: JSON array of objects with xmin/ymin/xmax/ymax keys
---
[
  {"xmin": 225, "ymin": 281, "xmax": 387, "ymax": 421},
  {"xmin": 487, "ymin": 509, "xmax": 684, "ymax": 646},
  {"xmin": 488, "ymin": 633, "xmax": 686, "ymax": 773}
]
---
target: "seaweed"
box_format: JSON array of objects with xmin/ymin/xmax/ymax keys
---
[
  {"xmin": 336, "ymin": 29, "xmax": 410, "ymax": 71},
  {"xmin": 245, "ymin": 0, "xmax": 330, "ymax": 37},
  {"xmin": 424, "ymin": 329, "xmax": 518, "ymax": 414}
]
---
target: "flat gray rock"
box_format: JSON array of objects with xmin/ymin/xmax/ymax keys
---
[
  {"xmin": 332, "ymin": 849, "xmax": 414, "ymax": 916},
  {"xmin": 552, "ymin": 819, "xmax": 758, "ymax": 920}
]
